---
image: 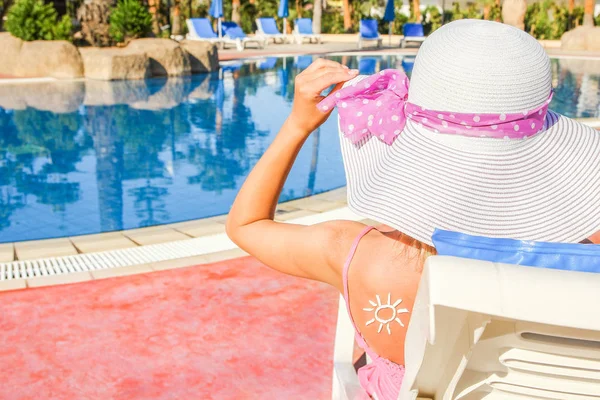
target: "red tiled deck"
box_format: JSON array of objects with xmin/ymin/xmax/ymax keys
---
[{"xmin": 0, "ymin": 257, "xmax": 339, "ymax": 399}]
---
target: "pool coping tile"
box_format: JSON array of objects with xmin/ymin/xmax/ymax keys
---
[
  {"xmin": 70, "ymin": 232, "xmax": 138, "ymax": 254},
  {"xmin": 123, "ymin": 228, "xmax": 192, "ymax": 246},
  {"xmin": 0, "ymin": 278, "xmax": 27, "ymax": 292},
  {"xmin": 150, "ymin": 255, "xmax": 213, "ymax": 271},
  {"xmin": 90, "ymin": 264, "xmax": 154, "ymax": 279},
  {"xmin": 14, "ymin": 238, "xmax": 79, "ymax": 260},
  {"xmin": 27, "ymin": 271, "xmax": 93, "ymax": 288},
  {"xmin": 0, "ymin": 243, "xmax": 14, "ymax": 263},
  {"xmin": 169, "ymin": 219, "xmax": 227, "ymax": 238},
  {"xmin": 200, "ymin": 248, "xmax": 249, "ymax": 263}
]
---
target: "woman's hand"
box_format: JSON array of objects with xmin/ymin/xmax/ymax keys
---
[{"xmin": 287, "ymin": 59, "xmax": 358, "ymax": 136}]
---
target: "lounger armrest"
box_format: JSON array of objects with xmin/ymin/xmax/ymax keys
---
[
  {"xmin": 331, "ymin": 294, "xmax": 362, "ymax": 400},
  {"xmin": 422, "ymin": 256, "xmax": 600, "ymax": 333}
]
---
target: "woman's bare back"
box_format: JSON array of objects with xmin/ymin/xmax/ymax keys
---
[{"xmin": 342, "ymin": 227, "xmax": 427, "ymax": 366}]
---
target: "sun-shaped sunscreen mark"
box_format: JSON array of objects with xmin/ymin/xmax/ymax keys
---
[{"xmin": 363, "ymin": 293, "xmax": 409, "ymax": 335}]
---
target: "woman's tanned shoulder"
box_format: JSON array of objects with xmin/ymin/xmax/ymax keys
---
[{"xmin": 588, "ymin": 231, "xmax": 600, "ymax": 244}]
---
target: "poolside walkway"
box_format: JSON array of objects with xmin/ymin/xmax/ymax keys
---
[
  {"xmin": 219, "ymin": 34, "xmax": 419, "ymax": 60},
  {"xmin": 0, "ymin": 256, "xmax": 338, "ymax": 399}
]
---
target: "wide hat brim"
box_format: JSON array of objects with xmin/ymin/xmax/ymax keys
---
[{"xmin": 339, "ymin": 110, "xmax": 600, "ymax": 246}]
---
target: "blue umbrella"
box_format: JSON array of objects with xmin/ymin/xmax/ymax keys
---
[
  {"xmin": 383, "ymin": 0, "xmax": 395, "ymax": 45},
  {"xmin": 278, "ymin": 0, "xmax": 289, "ymax": 38},
  {"xmin": 209, "ymin": 0, "xmax": 223, "ymax": 38}
]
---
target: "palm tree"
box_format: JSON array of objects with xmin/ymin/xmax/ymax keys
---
[
  {"xmin": 495, "ymin": 0, "xmax": 501, "ymax": 21},
  {"xmin": 583, "ymin": 0, "xmax": 594, "ymax": 26},
  {"xmin": 148, "ymin": 0, "xmax": 161, "ymax": 35},
  {"xmin": 232, "ymin": 0, "xmax": 241, "ymax": 25},
  {"xmin": 313, "ymin": 0, "xmax": 322, "ymax": 34},
  {"xmin": 343, "ymin": 0, "xmax": 351, "ymax": 31},
  {"xmin": 413, "ymin": 0, "xmax": 421, "ymax": 21},
  {"xmin": 0, "ymin": 0, "xmax": 14, "ymax": 30},
  {"xmin": 171, "ymin": 0, "xmax": 182, "ymax": 35}
]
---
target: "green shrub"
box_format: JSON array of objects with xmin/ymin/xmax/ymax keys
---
[
  {"xmin": 422, "ymin": 5, "xmax": 442, "ymax": 34},
  {"xmin": 109, "ymin": 0, "xmax": 152, "ymax": 43},
  {"xmin": 569, "ymin": 6, "xmax": 584, "ymax": 29},
  {"xmin": 524, "ymin": 0, "xmax": 572, "ymax": 40},
  {"xmin": 322, "ymin": 10, "xmax": 344, "ymax": 33},
  {"xmin": 239, "ymin": 2, "xmax": 258, "ymax": 33},
  {"xmin": 5, "ymin": 0, "xmax": 73, "ymax": 41},
  {"xmin": 392, "ymin": 13, "xmax": 409, "ymax": 35},
  {"xmin": 450, "ymin": 1, "xmax": 482, "ymax": 20}
]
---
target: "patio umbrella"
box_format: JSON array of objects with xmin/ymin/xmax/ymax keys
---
[
  {"xmin": 209, "ymin": 0, "xmax": 223, "ymax": 39},
  {"xmin": 383, "ymin": 0, "xmax": 395, "ymax": 46},
  {"xmin": 215, "ymin": 72, "xmax": 225, "ymax": 134},
  {"xmin": 278, "ymin": 0, "xmax": 289, "ymax": 39}
]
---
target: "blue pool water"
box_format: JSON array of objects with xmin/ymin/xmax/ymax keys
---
[{"xmin": 0, "ymin": 55, "xmax": 598, "ymax": 243}]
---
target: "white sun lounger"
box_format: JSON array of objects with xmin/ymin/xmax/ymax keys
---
[
  {"xmin": 332, "ymin": 256, "xmax": 600, "ymax": 399},
  {"xmin": 186, "ymin": 18, "xmax": 223, "ymax": 45},
  {"xmin": 255, "ymin": 17, "xmax": 287, "ymax": 44},
  {"xmin": 293, "ymin": 18, "xmax": 322, "ymax": 44}
]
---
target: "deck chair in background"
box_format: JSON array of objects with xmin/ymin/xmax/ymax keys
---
[
  {"xmin": 400, "ymin": 23, "xmax": 425, "ymax": 48},
  {"xmin": 358, "ymin": 19, "xmax": 382, "ymax": 49},
  {"xmin": 294, "ymin": 55, "xmax": 313, "ymax": 70},
  {"xmin": 221, "ymin": 21, "xmax": 266, "ymax": 51},
  {"xmin": 332, "ymin": 231, "xmax": 600, "ymax": 399},
  {"xmin": 401, "ymin": 56, "xmax": 416, "ymax": 74},
  {"xmin": 255, "ymin": 17, "xmax": 287, "ymax": 44},
  {"xmin": 186, "ymin": 18, "xmax": 222, "ymax": 45},
  {"xmin": 293, "ymin": 18, "xmax": 322, "ymax": 44},
  {"xmin": 358, "ymin": 57, "xmax": 378, "ymax": 75},
  {"xmin": 257, "ymin": 57, "xmax": 278, "ymax": 70}
]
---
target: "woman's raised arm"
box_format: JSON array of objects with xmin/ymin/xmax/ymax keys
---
[{"xmin": 226, "ymin": 59, "xmax": 363, "ymax": 288}]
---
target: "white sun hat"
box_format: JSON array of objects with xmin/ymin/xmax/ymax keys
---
[{"xmin": 326, "ymin": 19, "xmax": 600, "ymax": 246}]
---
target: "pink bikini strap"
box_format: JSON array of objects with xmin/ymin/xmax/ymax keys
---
[{"xmin": 342, "ymin": 226, "xmax": 375, "ymax": 332}]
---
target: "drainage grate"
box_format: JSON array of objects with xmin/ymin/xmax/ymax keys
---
[
  {"xmin": 1, "ymin": 206, "xmax": 362, "ymax": 281},
  {"xmin": 0, "ymin": 235, "xmax": 234, "ymax": 281}
]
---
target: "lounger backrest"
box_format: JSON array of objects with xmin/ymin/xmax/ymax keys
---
[
  {"xmin": 257, "ymin": 17, "xmax": 281, "ymax": 35},
  {"xmin": 402, "ymin": 22, "xmax": 424, "ymax": 37},
  {"xmin": 359, "ymin": 19, "xmax": 379, "ymax": 39},
  {"xmin": 188, "ymin": 18, "xmax": 218, "ymax": 39},
  {"xmin": 295, "ymin": 18, "xmax": 313, "ymax": 35},
  {"xmin": 295, "ymin": 55, "xmax": 313, "ymax": 70},
  {"xmin": 401, "ymin": 56, "xmax": 415, "ymax": 74},
  {"xmin": 222, "ymin": 21, "xmax": 246, "ymax": 39},
  {"xmin": 399, "ymin": 256, "xmax": 600, "ymax": 399},
  {"xmin": 358, "ymin": 58, "xmax": 377, "ymax": 75},
  {"xmin": 258, "ymin": 57, "xmax": 278, "ymax": 70}
]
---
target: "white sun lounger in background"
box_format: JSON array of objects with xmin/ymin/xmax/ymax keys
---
[
  {"xmin": 357, "ymin": 19, "xmax": 382, "ymax": 49},
  {"xmin": 293, "ymin": 18, "xmax": 322, "ymax": 44},
  {"xmin": 400, "ymin": 23, "xmax": 426, "ymax": 48},
  {"xmin": 221, "ymin": 21, "xmax": 266, "ymax": 51},
  {"xmin": 186, "ymin": 18, "xmax": 223, "ymax": 45},
  {"xmin": 332, "ymin": 256, "xmax": 600, "ymax": 399},
  {"xmin": 255, "ymin": 17, "xmax": 287, "ymax": 44}
]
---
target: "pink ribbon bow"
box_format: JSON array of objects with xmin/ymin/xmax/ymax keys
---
[
  {"xmin": 317, "ymin": 69, "xmax": 410, "ymax": 145},
  {"xmin": 317, "ymin": 69, "xmax": 554, "ymax": 144}
]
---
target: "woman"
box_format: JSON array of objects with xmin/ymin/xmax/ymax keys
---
[{"xmin": 226, "ymin": 19, "xmax": 600, "ymax": 399}]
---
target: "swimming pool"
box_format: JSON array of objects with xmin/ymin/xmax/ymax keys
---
[{"xmin": 0, "ymin": 55, "xmax": 598, "ymax": 243}]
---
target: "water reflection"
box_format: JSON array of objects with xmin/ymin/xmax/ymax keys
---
[
  {"xmin": 0, "ymin": 55, "xmax": 597, "ymax": 242},
  {"xmin": 551, "ymin": 58, "xmax": 600, "ymax": 118}
]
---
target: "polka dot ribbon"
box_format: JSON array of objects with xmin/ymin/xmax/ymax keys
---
[{"xmin": 317, "ymin": 69, "xmax": 554, "ymax": 145}]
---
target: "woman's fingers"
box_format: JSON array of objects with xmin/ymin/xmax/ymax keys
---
[
  {"xmin": 302, "ymin": 58, "xmax": 348, "ymax": 75},
  {"xmin": 309, "ymin": 69, "xmax": 358, "ymax": 93},
  {"xmin": 301, "ymin": 66, "xmax": 350, "ymax": 85}
]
